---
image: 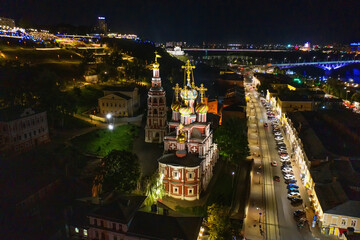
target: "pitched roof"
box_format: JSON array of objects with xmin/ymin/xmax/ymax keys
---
[
  {"xmin": 103, "ymin": 86, "xmax": 137, "ymax": 92},
  {"xmin": 0, "ymin": 107, "xmax": 43, "ymax": 122},
  {"xmin": 99, "ymin": 92, "xmax": 131, "ymax": 100},
  {"xmin": 325, "ymin": 200, "xmax": 360, "ymax": 218},
  {"xmin": 89, "ymin": 195, "xmax": 146, "ymax": 224},
  {"xmin": 127, "ymin": 211, "xmax": 202, "ymax": 240}
]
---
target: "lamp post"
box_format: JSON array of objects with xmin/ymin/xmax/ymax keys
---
[
  {"xmin": 232, "ymin": 171, "xmax": 235, "ymax": 188},
  {"xmin": 257, "ymin": 171, "xmax": 260, "ymax": 184},
  {"xmin": 298, "ymin": 56, "xmax": 301, "ymax": 63},
  {"xmin": 313, "ymin": 56, "xmax": 316, "ymax": 62}
]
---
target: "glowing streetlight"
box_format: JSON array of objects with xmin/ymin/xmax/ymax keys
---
[
  {"xmin": 106, "ymin": 113, "xmax": 112, "ymax": 119},
  {"xmin": 108, "ymin": 124, "xmax": 114, "ymax": 130}
]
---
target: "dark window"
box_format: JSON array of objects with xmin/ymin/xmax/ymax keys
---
[
  {"xmin": 112, "ymin": 223, "xmax": 116, "ymax": 230},
  {"xmin": 101, "ymin": 220, "xmax": 104, "ymax": 227},
  {"xmin": 114, "ymin": 236, "xmax": 117, "ymax": 240},
  {"xmin": 24, "ymin": 134, "xmax": 27, "ymax": 139},
  {"xmin": 34, "ymin": 131, "xmax": 36, "ymax": 135},
  {"xmin": 13, "ymin": 137, "xmax": 16, "ymax": 142},
  {"xmin": 94, "ymin": 219, "xmax": 98, "ymax": 226},
  {"xmin": 101, "ymin": 232, "xmax": 105, "ymax": 240},
  {"xmin": 95, "ymin": 231, "xmax": 99, "ymax": 238},
  {"xmin": 102, "ymin": 103, "xmax": 104, "ymax": 106}
]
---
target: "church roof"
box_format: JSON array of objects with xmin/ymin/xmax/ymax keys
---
[
  {"xmin": 103, "ymin": 86, "xmax": 137, "ymax": 92},
  {"xmin": 158, "ymin": 153, "xmax": 203, "ymax": 167},
  {"xmin": 127, "ymin": 211, "xmax": 202, "ymax": 240}
]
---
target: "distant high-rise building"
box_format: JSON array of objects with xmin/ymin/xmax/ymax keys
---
[
  {"xmin": 97, "ymin": 16, "xmax": 107, "ymax": 33},
  {"xmin": 0, "ymin": 16, "xmax": 15, "ymax": 28}
]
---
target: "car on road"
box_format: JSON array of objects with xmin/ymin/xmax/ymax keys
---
[
  {"xmin": 264, "ymin": 123, "xmax": 268, "ymax": 127},
  {"xmin": 288, "ymin": 188, "xmax": 299, "ymax": 193},
  {"xmin": 287, "ymin": 184, "xmax": 298, "ymax": 189},
  {"xmin": 278, "ymin": 150, "xmax": 288, "ymax": 155},
  {"xmin": 293, "ymin": 210, "xmax": 306, "ymax": 218},
  {"xmin": 290, "ymin": 198, "xmax": 303, "ymax": 206},
  {"xmin": 280, "ymin": 153, "xmax": 289, "ymax": 157},
  {"xmin": 280, "ymin": 158, "xmax": 290, "ymax": 163},
  {"xmin": 271, "ymin": 161, "xmax": 277, "ymax": 166},
  {"xmin": 288, "ymin": 192, "xmax": 301, "ymax": 198},
  {"xmin": 281, "ymin": 164, "xmax": 292, "ymax": 169},
  {"xmin": 285, "ymin": 179, "xmax": 297, "ymax": 184},
  {"xmin": 278, "ymin": 147, "xmax": 287, "ymax": 151},
  {"xmin": 282, "ymin": 168, "xmax": 293, "ymax": 174},
  {"xmin": 274, "ymin": 131, "xmax": 282, "ymax": 136},
  {"xmin": 284, "ymin": 174, "xmax": 295, "ymax": 180},
  {"xmin": 275, "ymin": 136, "xmax": 284, "ymax": 141},
  {"xmin": 273, "ymin": 176, "xmax": 280, "ymax": 182}
]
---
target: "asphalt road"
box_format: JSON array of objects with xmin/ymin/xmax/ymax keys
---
[{"xmin": 248, "ymin": 87, "xmax": 314, "ymax": 240}]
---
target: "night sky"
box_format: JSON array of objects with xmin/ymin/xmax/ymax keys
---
[{"xmin": 1, "ymin": 0, "xmax": 359, "ymax": 44}]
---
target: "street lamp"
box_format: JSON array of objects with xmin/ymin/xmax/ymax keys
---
[
  {"xmin": 108, "ymin": 124, "xmax": 114, "ymax": 130},
  {"xmin": 232, "ymin": 171, "xmax": 235, "ymax": 187},
  {"xmin": 106, "ymin": 113, "xmax": 112, "ymax": 120},
  {"xmin": 298, "ymin": 56, "xmax": 301, "ymax": 63},
  {"xmin": 313, "ymin": 56, "xmax": 316, "ymax": 62}
]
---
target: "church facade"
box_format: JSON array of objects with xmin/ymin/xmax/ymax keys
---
[{"xmin": 158, "ymin": 60, "xmax": 218, "ymax": 201}]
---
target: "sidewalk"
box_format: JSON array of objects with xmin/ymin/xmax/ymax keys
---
[{"xmin": 243, "ymin": 89, "xmax": 265, "ymax": 240}]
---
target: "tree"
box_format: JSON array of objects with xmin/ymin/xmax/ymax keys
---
[
  {"xmin": 143, "ymin": 172, "xmax": 165, "ymax": 206},
  {"xmin": 214, "ymin": 117, "xmax": 249, "ymax": 165},
  {"xmin": 351, "ymin": 92, "xmax": 360, "ymax": 102},
  {"xmin": 95, "ymin": 150, "xmax": 140, "ymax": 194},
  {"xmin": 207, "ymin": 204, "xmax": 232, "ymax": 240}
]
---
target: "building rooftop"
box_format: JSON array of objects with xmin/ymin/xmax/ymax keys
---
[
  {"xmin": 99, "ymin": 92, "xmax": 131, "ymax": 100},
  {"xmin": 0, "ymin": 107, "xmax": 43, "ymax": 122},
  {"xmin": 127, "ymin": 211, "xmax": 202, "ymax": 240},
  {"xmin": 315, "ymin": 181, "xmax": 348, "ymax": 213},
  {"xmin": 223, "ymin": 104, "xmax": 246, "ymax": 112},
  {"xmin": 103, "ymin": 86, "xmax": 137, "ymax": 92},
  {"xmin": 89, "ymin": 195, "xmax": 146, "ymax": 224},
  {"xmin": 325, "ymin": 200, "xmax": 360, "ymax": 218}
]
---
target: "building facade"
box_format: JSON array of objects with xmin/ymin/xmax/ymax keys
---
[
  {"xmin": 145, "ymin": 52, "xmax": 167, "ymax": 143},
  {"xmin": 98, "ymin": 87, "xmax": 140, "ymax": 117},
  {"xmin": 0, "ymin": 16, "xmax": 15, "ymax": 28},
  {"xmin": 158, "ymin": 60, "xmax": 219, "ymax": 201},
  {"xmin": 0, "ymin": 107, "xmax": 50, "ymax": 153}
]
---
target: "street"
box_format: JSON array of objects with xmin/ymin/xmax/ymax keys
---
[{"xmin": 244, "ymin": 76, "xmax": 314, "ymax": 240}]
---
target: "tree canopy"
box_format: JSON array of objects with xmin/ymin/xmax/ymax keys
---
[
  {"xmin": 95, "ymin": 150, "xmax": 141, "ymax": 194},
  {"xmin": 214, "ymin": 117, "xmax": 249, "ymax": 165},
  {"xmin": 207, "ymin": 204, "xmax": 232, "ymax": 240},
  {"xmin": 143, "ymin": 172, "xmax": 165, "ymax": 206}
]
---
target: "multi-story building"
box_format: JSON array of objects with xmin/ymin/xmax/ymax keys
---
[
  {"xmin": 158, "ymin": 60, "xmax": 219, "ymax": 201},
  {"xmin": 97, "ymin": 17, "xmax": 107, "ymax": 33},
  {"xmin": 98, "ymin": 86, "xmax": 140, "ymax": 117},
  {"xmin": 283, "ymin": 110, "xmax": 360, "ymax": 238},
  {"xmin": 67, "ymin": 195, "xmax": 203, "ymax": 240},
  {"xmin": 145, "ymin": 53, "xmax": 167, "ymax": 143},
  {"xmin": 0, "ymin": 107, "xmax": 50, "ymax": 153}
]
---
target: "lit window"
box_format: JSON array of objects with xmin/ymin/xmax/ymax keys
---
[
  {"xmin": 75, "ymin": 227, "xmax": 79, "ymax": 233},
  {"xmin": 351, "ymin": 219, "xmax": 357, "ymax": 227},
  {"xmin": 84, "ymin": 229, "xmax": 88, "ymax": 236},
  {"xmin": 341, "ymin": 218, "xmax": 347, "ymax": 226}
]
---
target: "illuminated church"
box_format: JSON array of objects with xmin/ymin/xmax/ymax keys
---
[{"xmin": 157, "ymin": 60, "xmax": 219, "ymax": 201}]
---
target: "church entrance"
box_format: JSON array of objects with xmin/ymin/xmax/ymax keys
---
[{"xmin": 153, "ymin": 132, "xmax": 160, "ymax": 142}]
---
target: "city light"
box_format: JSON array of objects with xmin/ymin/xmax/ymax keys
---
[
  {"xmin": 106, "ymin": 113, "xmax": 112, "ymax": 119},
  {"xmin": 108, "ymin": 124, "xmax": 114, "ymax": 130}
]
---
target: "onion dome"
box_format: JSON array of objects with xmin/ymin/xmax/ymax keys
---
[
  {"xmin": 179, "ymin": 105, "xmax": 192, "ymax": 115},
  {"xmin": 171, "ymin": 101, "xmax": 182, "ymax": 112},
  {"xmin": 195, "ymin": 103, "xmax": 209, "ymax": 113},
  {"xmin": 180, "ymin": 86, "xmax": 198, "ymax": 101},
  {"xmin": 177, "ymin": 131, "xmax": 186, "ymax": 143}
]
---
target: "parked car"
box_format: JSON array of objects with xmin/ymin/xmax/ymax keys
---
[
  {"xmin": 271, "ymin": 161, "xmax": 277, "ymax": 166},
  {"xmin": 293, "ymin": 210, "xmax": 306, "ymax": 218},
  {"xmin": 285, "ymin": 179, "xmax": 297, "ymax": 184},
  {"xmin": 291, "ymin": 198, "xmax": 303, "ymax": 205},
  {"xmin": 264, "ymin": 123, "xmax": 268, "ymax": 127},
  {"xmin": 274, "ymin": 132, "xmax": 282, "ymax": 136},
  {"xmin": 281, "ymin": 164, "xmax": 292, "ymax": 169},
  {"xmin": 282, "ymin": 169, "xmax": 293, "ymax": 174},
  {"xmin": 288, "ymin": 188, "xmax": 300, "ymax": 193},
  {"xmin": 288, "ymin": 192, "xmax": 301, "ymax": 198},
  {"xmin": 287, "ymin": 184, "xmax": 298, "ymax": 189},
  {"xmin": 275, "ymin": 136, "xmax": 284, "ymax": 141},
  {"xmin": 284, "ymin": 174, "xmax": 295, "ymax": 180}
]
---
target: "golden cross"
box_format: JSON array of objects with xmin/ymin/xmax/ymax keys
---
[
  {"xmin": 181, "ymin": 60, "xmax": 195, "ymax": 83},
  {"xmin": 154, "ymin": 51, "xmax": 159, "ymax": 62},
  {"xmin": 172, "ymin": 83, "xmax": 181, "ymax": 102},
  {"xmin": 196, "ymin": 84, "xmax": 207, "ymax": 103}
]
